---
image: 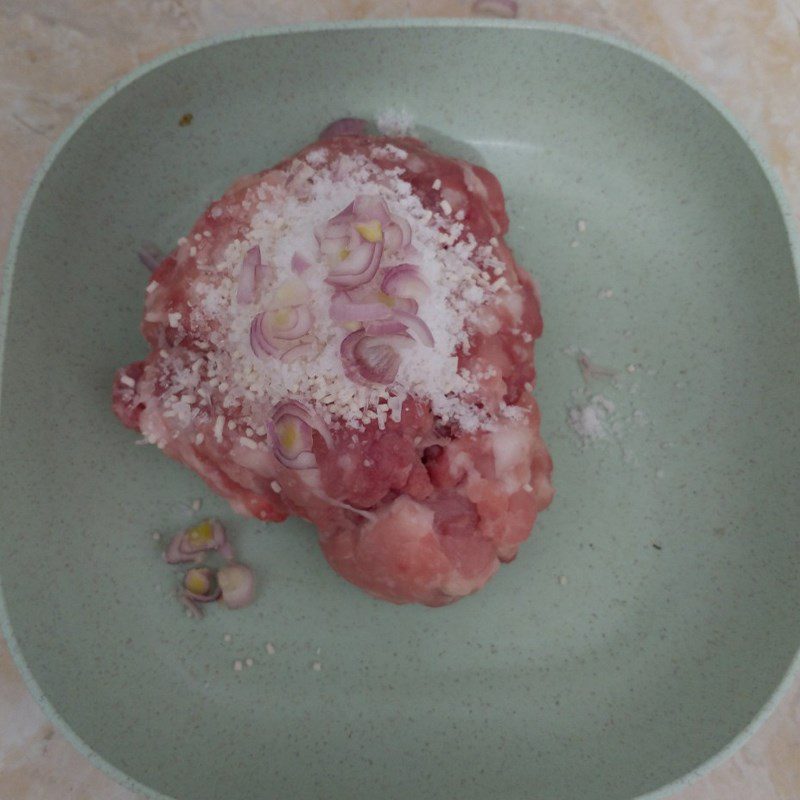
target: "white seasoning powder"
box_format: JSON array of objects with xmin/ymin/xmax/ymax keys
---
[
  {"xmin": 148, "ymin": 147, "xmax": 520, "ymax": 437},
  {"xmin": 305, "ymin": 148, "xmax": 328, "ymax": 166}
]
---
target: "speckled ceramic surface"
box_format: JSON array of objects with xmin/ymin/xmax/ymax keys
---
[{"xmin": 1, "ymin": 19, "xmax": 798, "ymax": 800}]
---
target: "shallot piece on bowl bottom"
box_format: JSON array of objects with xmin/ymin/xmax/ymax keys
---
[{"xmin": 112, "ymin": 132, "xmax": 553, "ymax": 606}]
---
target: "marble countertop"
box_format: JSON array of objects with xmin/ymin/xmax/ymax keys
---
[{"xmin": 1, "ymin": 1, "xmax": 799, "ymax": 798}]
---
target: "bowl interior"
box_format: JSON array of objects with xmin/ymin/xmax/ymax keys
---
[{"xmin": 1, "ymin": 23, "xmax": 799, "ymax": 800}]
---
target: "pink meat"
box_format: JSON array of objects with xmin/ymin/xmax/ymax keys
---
[{"xmin": 113, "ymin": 134, "xmax": 553, "ymax": 606}]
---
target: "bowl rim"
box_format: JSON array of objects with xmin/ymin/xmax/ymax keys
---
[{"xmin": 1, "ymin": 17, "xmax": 798, "ymax": 800}]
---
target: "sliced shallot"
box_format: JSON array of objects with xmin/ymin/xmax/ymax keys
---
[
  {"xmin": 251, "ymin": 276, "xmax": 315, "ymax": 361},
  {"xmin": 364, "ymin": 317, "xmax": 408, "ymax": 336},
  {"xmin": 270, "ymin": 400, "xmax": 333, "ymax": 469},
  {"xmin": 326, "ymin": 240, "xmax": 383, "ymax": 288},
  {"xmin": 267, "ymin": 305, "xmax": 313, "ymax": 339},
  {"xmin": 273, "ymin": 400, "xmax": 334, "ymax": 448},
  {"xmin": 381, "ymin": 264, "xmax": 429, "ymax": 303},
  {"xmin": 330, "ymin": 292, "xmax": 393, "ymax": 323},
  {"xmin": 183, "ymin": 568, "xmax": 221, "ymax": 602},
  {"xmin": 280, "ymin": 342, "xmax": 315, "ymax": 363},
  {"xmin": 341, "ymin": 330, "xmax": 412, "ymax": 385},
  {"xmin": 217, "ymin": 564, "xmax": 256, "ymax": 610},
  {"xmin": 250, "ymin": 313, "xmax": 283, "ymax": 360},
  {"xmin": 319, "ymin": 233, "xmax": 351, "ymax": 260},
  {"xmin": 315, "ymin": 219, "xmax": 351, "ymax": 245},
  {"xmin": 393, "ymin": 309, "xmax": 435, "ymax": 347},
  {"xmin": 383, "ymin": 214, "xmax": 412, "ymax": 251},
  {"xmin": 354, "ymin": 220, "xmax": 383, "ymax": 243},
  {"xmin": 272, "ymin": 413, "xmax": 316, "ymax": 469},
  {"xmin": 236, "ymin": 246, "xmax": 265, "ymax": 304},
  {"xmin": 389, "ymin": 296, "xmax": 419, "ymax": 314},
  {"xmin": 164, "ymin": 519, "xmax": 233, "ymax": 564},
  {"xmin": 353, "ymin": 194, "xmax": 392, "ymax": 224},
  {"xmin": 316, "ymin": 195, "xmax": 414, "ymax": 287}
]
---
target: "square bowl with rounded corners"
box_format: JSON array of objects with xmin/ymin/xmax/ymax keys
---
[{"xmin": 1, "ymin": 19, "xmax": 799, "ymax": 800}]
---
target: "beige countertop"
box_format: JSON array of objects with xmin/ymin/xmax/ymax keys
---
[{"xmin": 1, "ymin": 1, "xmax": 799, "ymax": 798}]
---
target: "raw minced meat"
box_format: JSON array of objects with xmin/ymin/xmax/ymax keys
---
[{"xmin": 113, "ymin": 132, "xmax": 553, "ymax": 606}]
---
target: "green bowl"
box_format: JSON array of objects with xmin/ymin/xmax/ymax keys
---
[{"xmin": 1, "ymin": 20, "xmax": 798, "ymax": 800}]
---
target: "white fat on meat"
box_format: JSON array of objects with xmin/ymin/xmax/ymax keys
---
[{"xmin": 490, "ymin": 425, "xmax": 532, "ymax": 494}]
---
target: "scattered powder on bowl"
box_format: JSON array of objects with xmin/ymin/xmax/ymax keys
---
[
  {"xmin": 564, "ymin": 346, "xmax": 651, "ymax": 463},
  {"xmin": 376, "ymin": 108, "xmax": 415, "ymax": 136},
  {"xmin": 567, "ymin": 394, "xmax": 617, "ymax": 445}
]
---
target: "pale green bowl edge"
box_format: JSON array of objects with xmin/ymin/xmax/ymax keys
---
[{"xmin": 1, "ymin": 18, "xmax": 798, "ymax": 800}]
